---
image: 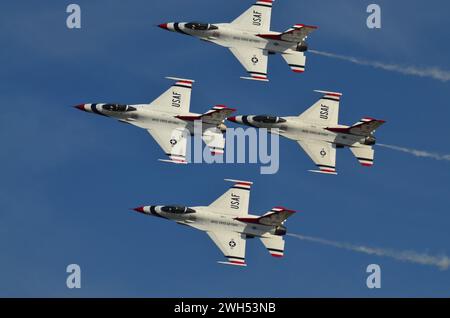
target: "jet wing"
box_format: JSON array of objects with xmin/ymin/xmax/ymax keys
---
[
  {"xmin": 297, "ymin": 140, "xmax": 337, "ymax": 175},
  {"xmin": 146, "ymin": 125, "xmax": 188, "ymax": 164},
  {"xmin": 229, "ymin": 47, "xmax": 269, "ymax": 81},
  {"xmin": 207, "ymin": 231, "xmax": 247, "ymax": 266}
]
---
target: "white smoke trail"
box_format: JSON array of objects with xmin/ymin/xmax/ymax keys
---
[
  {"xmin": 377, "ymin": 143, "xmax": 450, "ymax": 161},
  {"xmin": 288, "ymin": 233, "xmax": 450, "ymax": 270},
  {"xmin": 309, "ymin": 50, "xmax": 450, "ymax": 82}
]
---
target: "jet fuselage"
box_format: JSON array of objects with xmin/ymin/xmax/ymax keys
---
[
  {"xmin": 134, "ymin": 205, "xmax": 286, "ymax": 238},
  {"xmin": 75, "ymin": 103, "xmax": 222, "ymax": 134},
  {"xmin": 161, "ymin": 22, "xmax": 299, "ymax": 54},
  {"xmin": 229, "ymin": 115, "xmax": 375, "ymax": 148}
]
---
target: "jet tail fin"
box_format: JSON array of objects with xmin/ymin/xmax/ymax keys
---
[
  {"xmin": 208, "ymin": 179, "xmax": 253, "ymax": 217},
  {"xmin": 298, "ymin": 90, "xmax": 342, "ymax": 126},
  {"xmin": 231, "ymin": 0, "xmax": 273, "ymax": 33},
  {"xmin": 148, "ymin": 77, "xmax": 194, "ymax": 114}
]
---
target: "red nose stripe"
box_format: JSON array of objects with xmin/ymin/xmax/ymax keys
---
[
  {"xmin": 158, "ymin": 23, "xmax": 168, "ymax": 30},
  {"xmin": 74, "ymin": 104, "xmax": 85, "ymax": 111}
]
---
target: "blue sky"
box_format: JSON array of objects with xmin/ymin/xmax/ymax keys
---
[{"xmin": 1, "ymin": 0, "xmax": 450, "ymax": 297}]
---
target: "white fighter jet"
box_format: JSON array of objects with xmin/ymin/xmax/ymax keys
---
[
  {"xmin": 74, "ymin": 77, "xmax": 235, "ymax": 164},
  {"xmin": 158, "ymin": 0, "xmax": 317, "ymax": 81},
  {"xmin": 133, "ymin": 179, "xmax": 296, "ymax": 266},
  {"xmin": 227, "ymin": 90, "xmax": 386, "ymax": 174}
]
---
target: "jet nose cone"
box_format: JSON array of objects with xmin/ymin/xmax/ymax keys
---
[
  {"xmin": 158, "ymin": 23, "xmax": 169, "ymax": 30},
  {"xmin": 132, "ymin": 206, "xmax": 145, "ymax": 213},
  {"xmin": 74, "ymin": 104, "xmax": 85, "ymax": 111},
  {"xmin": 227, "ymin": 116, "xmax": 237, "ymax": 123}
]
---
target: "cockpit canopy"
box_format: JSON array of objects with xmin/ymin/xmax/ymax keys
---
[
  {"xmin": 185, "ymin": 22, "xmax": 218, "ymax": 31},
  {"xmin": 160, "ymin": 205, "xmax": 196, "ymax": 214},
  {"xmin": 102, "ymin": 104, "xmax": 136, "ymax": 112},
  {"xmin": 253, "ymin": 115, "xmax": 287, "ymax": 124}
]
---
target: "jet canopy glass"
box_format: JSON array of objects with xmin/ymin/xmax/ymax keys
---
[
  {"xmin": 102, "ymin": 104, "xmax": 136, "ymax": 112},
  {"xmin": 185, "ymin": 22, "xmax": 218, "ymax": 31},
  {"xmin": 160, "ymin": 205, "xmax": 196, "ymax": 214},
  {"xmin": 253, "ymin": 115, "xmax": 287, "ymax": 124}
]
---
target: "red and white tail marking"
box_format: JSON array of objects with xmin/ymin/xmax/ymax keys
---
[
  {"xmin": 166, "ymin": 76, "xmax": 194, "ymax": 89},
  {"xmin": 256, "ymin": 0, "xmax": 273, "ymax": 6},
  {"xmin": 226, "ymin": 179, "xmax": 253, "ymax": 190},
  {"xmin": 315, "ymin": 90, "xmax": 342, "ymax": 102},
  {"xmin": 293, "ymin": 24, "xmax": 318, "ymax": 30}
]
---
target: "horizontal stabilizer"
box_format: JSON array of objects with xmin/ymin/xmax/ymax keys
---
[
  {"xmin": 350, "ymin": 146, "xmax": 375, "ymax": 167},
  {"xmin": 327, "ymin": 117, "xmax": 385, "ymax": 136},
  {"xmin": 202, "ymin": 127, "xmax": 225, "ymax": 156},
  {"xmin": 258, "ymin": 24, "xmax": 318, "ymax": 42},
  {"xmin": 236, "ymin": 207, "xmax": 295, "ymax": 226},
  {"xmin": 260, "ymin": 235, "xmax": 285, "ymax": 258},
  {"xmin": 281, "ymin": 52, "xmax": 306, "ymax": 73},
  {"xmin": 176, "ymin": 105, "xmax": 236, "ymax": 125}
]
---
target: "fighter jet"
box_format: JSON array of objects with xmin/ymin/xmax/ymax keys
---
[
  {"xmin": 227, "ymin": 90, "xmax": 386, "ymax": 174},
  {"xmin": 133, "ymin": 179, "xmax": 296, "ymax": 266},
  {"xmin": 74, "ymin": 77, "xmax": 235, "ymax": 164},
  {"xmin": 158, "ymin": 0, "xmax": 317, "ymax": 81}
]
